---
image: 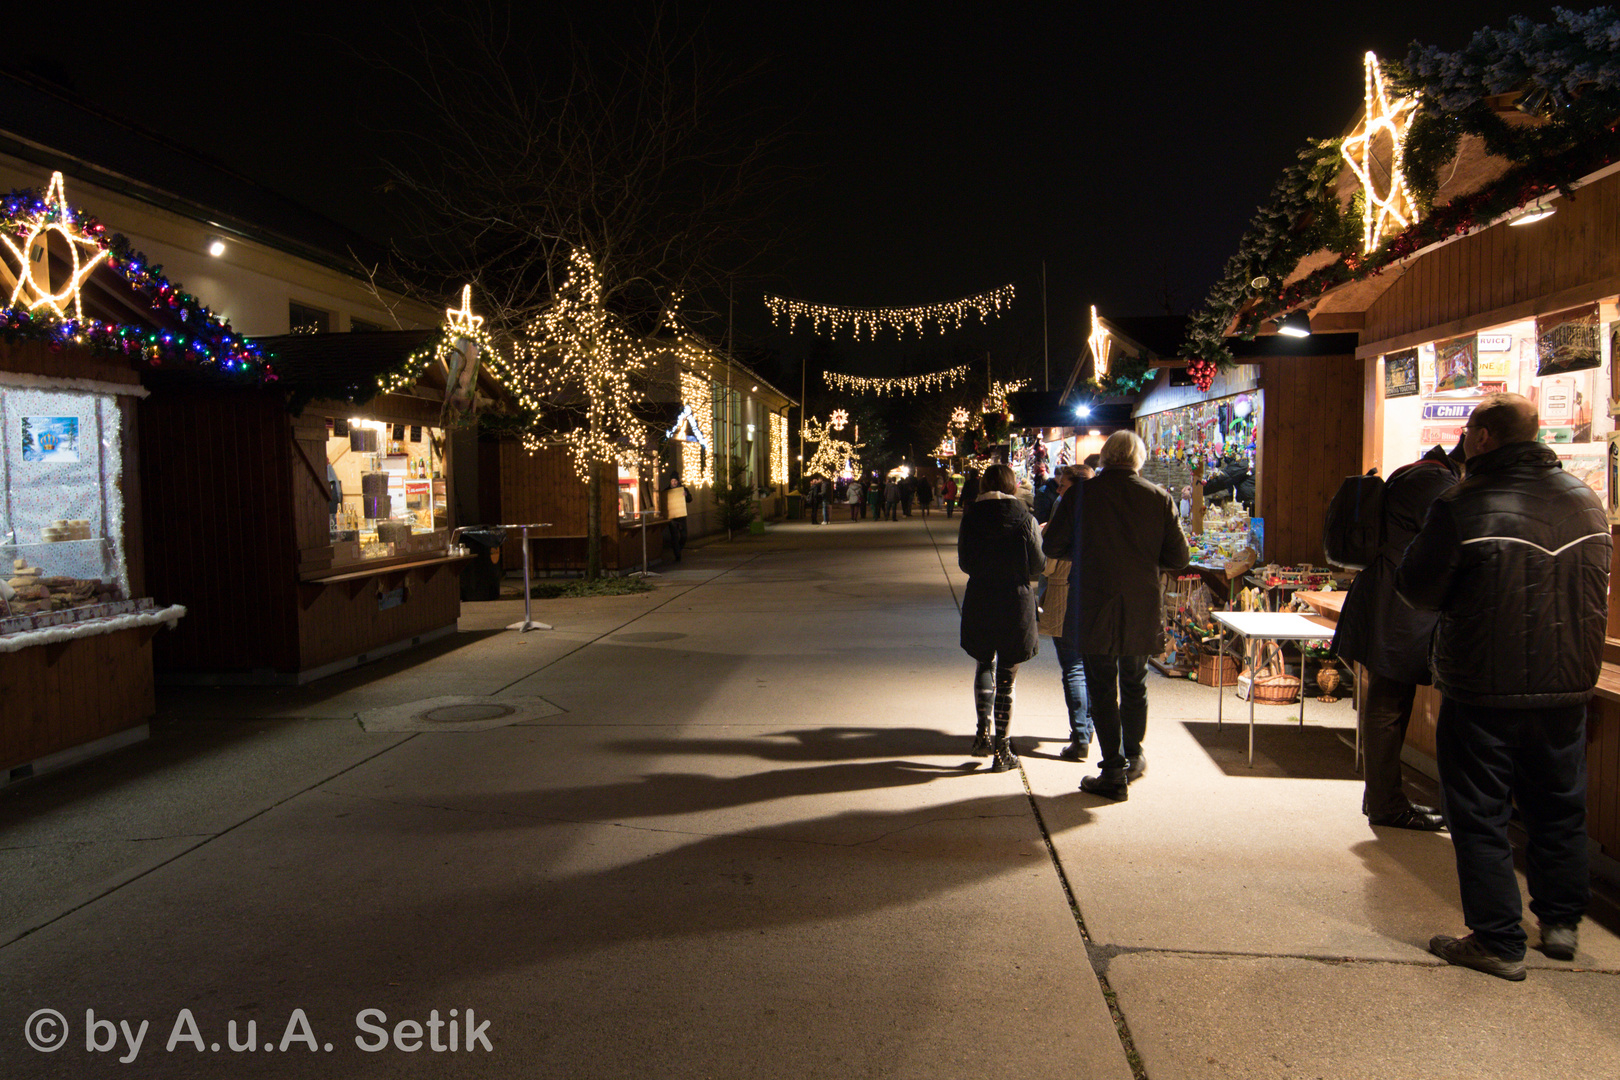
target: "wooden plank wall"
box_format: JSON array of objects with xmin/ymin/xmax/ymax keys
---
[
  {"xmin": 1254, "ymin": 354, "xmax": 1364, "ymax": 566},
  {"xmin": 138, "ymin": 390, "xmax": 301, "ymax": 673},
  {"xmin": 1592, "ymin": 700, "xmax": 1620, "ymax": 860},
  {"xmin": 295, "ymin": 562, "xmax": 462, "ymax": 670},
  {"xmin": 1363, "ymin": 169, "xmax": 1620, "ymax": 345},
  {"xmin": 492, "ymin": 441, "xmax": 621, "ymax": 568},
  {"xmin": 0, "ymin": 628, "xmax": 155, "ymax": 772}
]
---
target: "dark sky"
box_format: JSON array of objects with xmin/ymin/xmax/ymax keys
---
[{"xmin": 10, "ymin": 1, "xmax": 1572, "ymax": 386}]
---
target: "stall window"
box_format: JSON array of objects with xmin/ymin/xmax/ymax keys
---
[
  {"xmin": 0, "ymin": 387, "xmax": 130, "ymax": 627},
  {"xmin": 325, "ymin": 418, "xmax": 447, "ymax": 562}
]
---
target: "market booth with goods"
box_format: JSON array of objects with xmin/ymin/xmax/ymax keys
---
[{"xmin": 0, "ymin": 173, "xmax": 202, "ymax": 775}]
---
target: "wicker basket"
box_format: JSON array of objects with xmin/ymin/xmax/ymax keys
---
[
  {"xmin": 1197, "ymin": 652, "xmax": 1240, "ymax": 687},
  {"xmin": 1250, "ymin": 673, "xmax": 1302, "ymax": 704}
]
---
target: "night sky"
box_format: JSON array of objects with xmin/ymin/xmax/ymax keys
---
[{"xmin": 8, "ymin": 1, "xmax": 1574, "ymax": 389}]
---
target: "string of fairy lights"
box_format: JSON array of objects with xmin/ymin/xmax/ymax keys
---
[
  {"xmin": 770, "ymin": 412, "xmax": 789, "ymax": 485},
  {"xmin": 765, "ymin": 283, "xmax": 1015, "ymax": 340},
  {"xmin": 1342, "ymin": 51, "xmax": 1419, "ymax": 254},
  {"xmin": 822, "ymin": 364, "xmax": 969, "ymax": 396}
]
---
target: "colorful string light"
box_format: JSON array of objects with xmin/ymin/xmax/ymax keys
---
[
  {"xmin": 822, "ymin": 364, "xmax": 969, "ymax": 397},
  {"xmin": 0, "ymin": 173, "xmax": 269, "ymax": 377},
  {"xmin": 765, "ymin": 283, "xmax": 1015, "ymax": 340}
]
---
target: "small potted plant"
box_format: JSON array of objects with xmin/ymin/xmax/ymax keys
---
[{"xmin": 1301, "ymin": 639, "xmax": 1343, "ymax": 702}]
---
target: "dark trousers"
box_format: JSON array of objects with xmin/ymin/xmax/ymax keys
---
[
  {"xmin": 1053, "ymin": 636, "xmax": 1092, "ymax": 742},
  {"xmin": 1362, "ymin": 669, "xmax": 1421, "ymax": 817},
  {"xmin": 1081, "ymin": 654, "xmax": 1148, "ymax": 771},
  {"xmin": 1435, "ymin": 697, "xmax": 1589, "ymax": 960},
  {"xmin": 664, "ymin": 518, "xmax": 687, "ymax": 561}
]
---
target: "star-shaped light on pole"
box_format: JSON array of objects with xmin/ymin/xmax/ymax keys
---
[
  {"xmin": 829, "ymin": 408, "xmax": 849, "ymax": 430},
  {"xmin": 2, "ymin": 171, "xmax": 110, "ymax": 323},
  {"xmin": 950, "ymin": 406, "xmax": 971, "ymax": 429},
  {"xmin": 1341, "ymin": 51, "xmax": 1419, "ymax": 253},
  {"xmin": 446, "ymin": 284, "xmax": 485, "ymax": 335}
]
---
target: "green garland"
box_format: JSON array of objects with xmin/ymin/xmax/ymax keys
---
[{"xmin": 1181, "ymin": 7, "xmax": 1620, "ymax": 372}]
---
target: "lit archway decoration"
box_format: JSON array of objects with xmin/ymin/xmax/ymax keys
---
[
  {"xmin": 1341, "ymin": 52, "xmax": 1420, "ymax": 253},
  {"xmin": 2, "ymin": 172, "xmax": 110, "ymax": 322},
  {"xmin": 822, "ymin": 363, "xmax": 968, "ymax": 396}
]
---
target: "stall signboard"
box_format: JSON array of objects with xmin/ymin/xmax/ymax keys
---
[{"xmin": 1384, "ymin": 350, "xmax": 1419, "ymax": 398}]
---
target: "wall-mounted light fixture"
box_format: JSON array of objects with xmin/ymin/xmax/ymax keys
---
[
  {"xmin": 1276, "ymin": 310, "xmax": 1312, "ymax": 337},
  {"xmin": 207, "ymin": 238, "xmax": 227, "ymax": 257},
  {"xmin": 1508, "ymin": 199, "xmax": 1557, "ymax": 227}
]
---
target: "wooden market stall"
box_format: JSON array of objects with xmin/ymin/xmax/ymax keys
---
[
  {"xmin": 139, "ymin": 330, "xmax": 476, "ymax": 683},
  {"xmin": 0, "ymin": 340, "xmax": 182, "ymax": 777}
]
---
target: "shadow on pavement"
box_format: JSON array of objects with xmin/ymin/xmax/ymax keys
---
[
  {"xmin": 1181, "ymin": 721, "xmax": 1362, "ymax": 780},
  {"xmin": 607, "ymin": 726, "xmax": 975, "ymax": 762}
]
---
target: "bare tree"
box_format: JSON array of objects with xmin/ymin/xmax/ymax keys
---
[{"xmin": 373, "ymin": 5, "xmax": 788, "ymax": 576}]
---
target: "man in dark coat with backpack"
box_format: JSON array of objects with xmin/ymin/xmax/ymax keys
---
[{"xmin": 1331, "ymin": 443, "xmax": 1461, "ymax": 831}]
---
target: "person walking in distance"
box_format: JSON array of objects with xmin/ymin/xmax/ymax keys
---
[
  {"xmin": 1332, "ymin": 443, "xmax": 1462, "ymax": 830},
  {"xmin": 957, "ymin": 464, "xmax": 1045, "ymax": 772},
  {"xmin": 1398, "ymin": 393, "xmax": 1611, "ymax": 981},
  {"xmin": 884, "ymin": 474, "xmax": 901, "ymax": 521},
  {"xmin": 846, "ymin": 476, "xmax": 864, "ymax": 521},
  {"xmin": 1044, "ymin": 432, "xmax": 1189, "ymax": 800},
  {"xmin": 942, "ymin": 472, "xmax": 959, "ymax": 517}
]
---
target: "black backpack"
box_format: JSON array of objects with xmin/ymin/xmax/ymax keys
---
[{"xmin": 1323, "ymin": 469, "xmax": 1384, "ymax": 569}]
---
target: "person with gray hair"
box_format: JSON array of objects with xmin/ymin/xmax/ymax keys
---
[{"xmin": 1043, "ymin": 429, "xmax": 1188, "ymax": 800}]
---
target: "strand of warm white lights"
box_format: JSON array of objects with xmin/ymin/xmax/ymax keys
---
[
  {"xmin": 504, "ymin": 248, "xmax": 657, "ymax": 480},
  {"xmin": 678, "ymin": 371, "xmax": 716, "ymax": 489},
  {"xmin": 1342, "ymin": 51, "xmax": 1419, "ymax": 253},
  {"xmin": 770, "ymin": 412, "xmax": 789, "ymax": 485},
  {"xmin": 765, "ymin": 283, "xmax": 1015, "ymax": 340},
  {"xmin": 801, "ymin": 416, "xmax": 862, "ymax": 479},
  {"xmin": 822, "ymin": 364, "xmax": 969, "ymax": 397},
  {"xmin": 984, "ymin": 379, "xmax": 1030, "ymax": 415}
]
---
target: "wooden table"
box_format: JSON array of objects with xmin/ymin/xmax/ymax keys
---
[{"xmin": 1212, "ymin": 610, "xmax": 1336, "ymax": 766}]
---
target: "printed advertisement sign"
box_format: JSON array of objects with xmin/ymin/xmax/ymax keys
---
[
  {"xmin": 21, "ymin": 416, "xmax": 80, "ymax": 462},
  {"xmin": 1384, "ymin": 349, "xmax": 1419, "ymax": 398},
  {"xmin": 1420, "ymin": 402, "xmax": 1477, "ymax": 421}
]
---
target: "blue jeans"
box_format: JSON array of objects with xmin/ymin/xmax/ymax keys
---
[
  {"xmin": 1053, "ymin": 636, "xmax": 1092, "ymax": 743},
  {"xmin": 1081, "ymin": 654, "xmax": 1149, "ymax": 771}
]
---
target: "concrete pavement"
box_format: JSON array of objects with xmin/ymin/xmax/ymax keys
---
[{"xmin": 1, "ymin": 513, "xmax": 1617, "ymax": 1078}]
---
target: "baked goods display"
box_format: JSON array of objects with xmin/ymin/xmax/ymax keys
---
[
  {"xmin": 5, "ymin": 557, "xmax": 120, "ymax": 616},
  {"xmin": 40, "ymin": 519, "xmax": 93, "ymax": 542}
]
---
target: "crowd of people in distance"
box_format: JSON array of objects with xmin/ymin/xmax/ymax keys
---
[
  {"xmin": 804, "ymin": 470, "xmax": 948, "ymax": 523},
  {"xmin": 953, "ymin": 396, "xmax": 1611, "ymax": 983}
]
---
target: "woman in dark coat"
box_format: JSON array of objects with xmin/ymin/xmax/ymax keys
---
[{"xmin": 958, "ymin": 463, "xmax": 1045, "ymax": 771}]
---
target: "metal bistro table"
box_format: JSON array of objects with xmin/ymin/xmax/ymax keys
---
[{"xmin": 1211, "ymin": 610, "xmax": 1336, "ymax": 765}]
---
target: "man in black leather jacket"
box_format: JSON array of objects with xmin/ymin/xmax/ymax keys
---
[{"xmin": 1397, "ymin": 393, "xmax": 1612, "ymax": 980}]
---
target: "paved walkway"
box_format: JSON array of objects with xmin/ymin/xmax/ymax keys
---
[{"xmin": 2, "ymin": 514, "xmax": 1618, "ymax": 1078}]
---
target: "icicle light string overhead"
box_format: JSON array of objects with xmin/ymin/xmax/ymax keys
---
[
  {"xmin": 822, "ymin": 364, "xmax": 969, "ymax": 397},
  {"xmin": 764, "ymin": 283, "xmax": 1016, "ymax": 340}
]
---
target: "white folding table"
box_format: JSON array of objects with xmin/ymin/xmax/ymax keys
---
[{"xmin": 1211, "ymin": 610, "xmax": 1336, "ymax": 765}]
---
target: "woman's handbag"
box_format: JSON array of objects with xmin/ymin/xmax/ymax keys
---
[{"xmin": 1037, "ymin": 557, "xmax": 1070, "ymax": 637}]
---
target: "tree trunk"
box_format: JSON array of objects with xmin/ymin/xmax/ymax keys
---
[{"xmin": 586, "ymin": 463, "xmax": 603, "ymax": 581}]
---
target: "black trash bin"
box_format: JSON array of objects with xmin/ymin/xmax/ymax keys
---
[{"xmin": 458, "ymin": 527, "xmax": 508, "ymax": 601}]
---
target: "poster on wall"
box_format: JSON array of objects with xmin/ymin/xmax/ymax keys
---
[
  {"xmin": 1384, "ymin": 349, "xmax": 1419, "ymax": 398},
  {"xmin": 1434, "ymin": 335, "xmax": 1479, "ymax": 393},
  {"xmin": 1554, "ymin": 445, "xmax": 1608, "ymax": 505},
  {"xmin": 1537, "ymin": 304, "xmax": 1602, "ymax": 376},
  {"xmin": 21, "ymin": 416, "xmax": 80, "ymax": 463}
]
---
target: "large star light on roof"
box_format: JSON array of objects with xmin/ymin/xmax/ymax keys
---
[
  {"xmin": 446, "ymin": 284, "xmax": 485, "ymax": 335},
  {"xmin": 2, "ymin": 171, "xmax": 110, "ymax": 322},
  {"xmin": 1341, "ymin": 52, "xmax": 1420, "ymax": 253}
]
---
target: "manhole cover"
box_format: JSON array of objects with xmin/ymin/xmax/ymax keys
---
[{"xmin": 421, "ymin": 703, "xmax": 516, "ymax": 724}]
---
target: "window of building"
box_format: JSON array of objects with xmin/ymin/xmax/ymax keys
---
[{"xmin": 289, "ymin": 302, "xmax": 330, "ymax": 334}]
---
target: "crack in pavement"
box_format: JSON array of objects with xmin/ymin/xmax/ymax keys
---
[
  {"xmin": 1083, "ymin": 940, "xmax": 1620, "ymax": 975},
  {"xmin": 0, "ymin": 833, "xmax": 216, "ymax": 852}
]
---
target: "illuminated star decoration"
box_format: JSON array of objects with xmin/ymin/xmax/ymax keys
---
[
  {"xmin": 2, "ymin": 171, "xmax": 110, "ymax": 322},
  {"xmin": 766, "ymin": 284, "xmax": 1015, "ymax": 340},
  {"xmin": 829, "ymin": 409, "xmax": 849, "ymax": 430},
  {"xmin": 445, "ymin": 284, "xmax": 485, "ymax": 335},
  {"xmin": 950, "ymin": 407, "xmax": 971, "ymax": 429},
  {"xmin": 1340, "ymin": 51, "xmax": 1419, "ymax": 253},
  {"xmin": 1088, "ymin": 305, "xmax": 1111, "ymax": 380}
]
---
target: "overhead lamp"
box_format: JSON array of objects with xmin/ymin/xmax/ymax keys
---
[
  {"xmin": 1074, "ymin": 404, "xmax": 1092, "ymax": 418},
  {"xmin": 1088, "ymin": 429, "xmax": 1101, "ymax": 438},
  {"xmin": 751, "ymin": 385, "xmax": 758, "ymax": 391},
  {"xmin": 1276, "ymin": 310, "xmax": 1312, "ymax": 337},
  {"xmin": 1509, "ymin": 199, "xmax": 1557, "ymax": 226},
  {"xmin": 207, "ymin": 238, "xmax": 227, "ymax": 257}
]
